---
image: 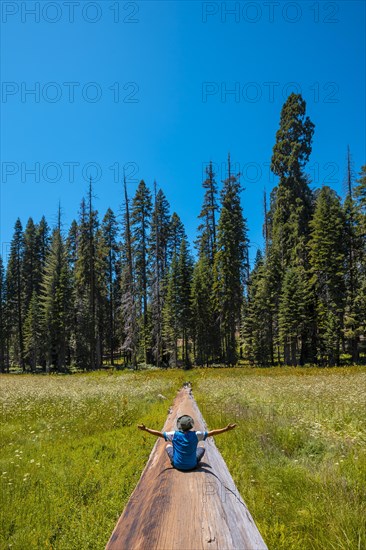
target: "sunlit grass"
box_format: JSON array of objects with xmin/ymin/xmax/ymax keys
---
[
  {"xmin": 0, "ymin": 370, "xmax": 185, "ymax": 549},
  {"xmin": 193, "ymin": 367, "xmax": 366, "ymax": 550},
  {"xmin": 0, "ymin": 366, "xmax": 365, "ymax": 549}
]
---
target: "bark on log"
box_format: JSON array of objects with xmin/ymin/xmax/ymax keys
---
[{"xmin": 106, "ymin": 384, "xmax": 268, "ymax": 550}]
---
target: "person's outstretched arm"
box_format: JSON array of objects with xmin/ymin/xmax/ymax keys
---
[
  {"xmin": 207, "ymin": 423, "xmax": 237, "ymax": 437},
  {"xmin": 138, "ymin": 424, "xmax": 165, "ymax": 438}
]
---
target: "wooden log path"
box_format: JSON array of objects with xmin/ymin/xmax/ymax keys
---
[{"xmin": 106, "ymin": 384, "xmax": 268, "ymax": 550}]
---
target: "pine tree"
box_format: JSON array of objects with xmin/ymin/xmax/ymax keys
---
[
  {"xmin": 94, "ymin": 225, "xmax": 107, "ymax": 369},
  {"xmin": 120, "ymin": 175, "xmax": 138, "ymax": 368},
  {"xmin": 342, "ymin": 148, "xmax": 363, "ymax": 362},
  {"xmin": 36, "ymin": 216, "xmax": 51, "ymax": 268},
  {"xmin": 271, "ymin": 93, "xmax": 315, "ymax": 181},
  {"xmin": 192, "ymin": 249, "xmax": 221, "ymax": 366},
  {"xmin": 198, "ymin": 161, "xmax": 218, "ymax": 263},
  {"xmin": 263, "ymin": 190, "xmax": 269, "ymax": 254},
  {"xmin": 149, "ymin": 186, "xmax": 171, "ymax": 367},
  {"xmin": 163, "ymin": 249, "xmax": 180, "ymax": 367},
  {"xmin": 354, "ymin": 165, "xmax": 366, "ymax": 225},
  {"xmin": 163, "ymin": 234, "xmax": 193, "ymax": 368},
  {"xmin": 0, "ymin": 256, "xmax": 6, "ymax": 372},
  {"xmin": 241, "ymin": 191, "xmax": 281, "ymax": 367},
  {"xmin": 266, "ymin": 93, "xmax": 315, "ymax": 364},
  {"xmin": 74, "ymin": 186, "xmax": 99, "ymax": 370},
  {"xmin": 169, "ymin": 213, "xmax": 185, "ymax": 261},
  {"xmin": 23, "ymin": 218, "xmax": 39, "ymax": 314},
  {"xmin": 87, "ymin": 179, "xmax": 99, "ymax": 369},
  {"xmin": 168, "ymin": 212, "xmax": 189, "ymax": 348},
  {"xmin": 270, "ymin": 93, "xmax": 314, "ymax": 264},
  {"xmin": 65, "ymin": 219, "xmax": 78, "ymax": 365},
  {"xmin": 67, "ymin": 220, "xmax": 78, "ymax": 270},
  {"xmin": 41, "ymin": 223, "xmax": 72, "ymax": 372},
  {"xmin": 278, "ymin": 265, "xmax": 310, "ymax": 365},
  {"xmin": 6, "ymin": 219, "xmax": 25, "ymax": 370},
  {"xmin": 192, "ymin": 162, "xmax": 220, "ymax": 365},
  {"xmin": 309, "ymin": 186, "xmax": 346, "ymax": 365},
  {"xmin": 354, "ymin": 165, "xmax": 366, "ymax": 342},
  {"xmin": 74, "ymin": 200, "xmax": 90, "ymax": 369},
  {"xmin": 35, "ymin": 215, "xmax": 50, "ymax": 292},
  {"xmin": 213, "ymin": 155, "xmax": 249, "ymax": 365},
  {"xmin": 24, "ymin": 291, "xmax": 42, "ymax": 372},
  {"xmin": 242, "ymin": 250, "xmax": 272, "ymax": 366},
  {"xmin": 243, "ymin": 249, "xmax": 279, "ymax": 366},
  {"xmin": 22, "ymin": 215, "xmax": 49, "ymax": 369},
  {"xmin": 131, "ymin": 181, "xmax": 152, "ymax": 365},
  {"xmin": 270, "ymin": 94, "xmax": 314, "ymax": 267},
  {"xmin": 191, "ymin": 254, "xmax": 212, "ymax": 366},
  {"xmin": 177, "ymin": 237, "xmax": 193, "ymax": 367},
  {"xmin": 100, "ymin": 208, "xmax": 120, "ymax": 365}
]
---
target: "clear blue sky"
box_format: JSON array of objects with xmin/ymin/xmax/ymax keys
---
[{"xmin": 1, "ymin": 0, "xmax": 365, "ymax": 264}]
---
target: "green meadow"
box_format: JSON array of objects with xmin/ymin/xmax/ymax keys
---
[{"xmin": 1, "ymin": 367, "xmax": 365, "ymax": 550}]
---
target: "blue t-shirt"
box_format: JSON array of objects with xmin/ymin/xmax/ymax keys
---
[{"xmin": 163, "ymin": 430, "xmax": 208, "ymax": 470}]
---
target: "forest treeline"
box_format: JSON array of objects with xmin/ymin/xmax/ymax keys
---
[{"xmin": 1, "ymin": 93, "xmax": 365, "ymax": 372}]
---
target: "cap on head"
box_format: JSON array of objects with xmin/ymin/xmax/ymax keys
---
[{"xmin": 177, "ymin": 415, "xmax": 194, "ymax": 432}]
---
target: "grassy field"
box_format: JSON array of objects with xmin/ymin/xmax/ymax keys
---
[{"xmin": 0, "ymin": 367, "xmax": 365, "ymax": 550}]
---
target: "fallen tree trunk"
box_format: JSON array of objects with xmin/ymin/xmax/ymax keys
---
[{"xmin": 106, "ymin": 384, "xmax": 268, "ymax": 550}]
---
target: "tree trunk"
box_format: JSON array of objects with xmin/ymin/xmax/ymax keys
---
[{"xmin": 290, "ymin": 339, "xmax": 297, "ymax": 366}]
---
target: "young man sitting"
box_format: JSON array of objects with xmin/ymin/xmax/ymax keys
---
[{"xmin": 138, "ymin": 415, "xmax": 237, "ymax": 471}]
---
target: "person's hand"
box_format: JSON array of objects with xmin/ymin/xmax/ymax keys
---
[
  {"xmin": 138, "ymin": 424, "xmax": 146, "ymax": 431},
  {"xmin": 226, "ymin": 423, "xmax": 237, "ymax": 431}
]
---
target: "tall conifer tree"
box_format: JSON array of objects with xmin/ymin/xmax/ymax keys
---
[
  {"xmin": 24, "ymin": 291, "xmax": 42, "ymax": 371},
  {"xmin": 177, "ymin": 237, "xmax": 193, "ymax": 367},
  {"xmin": 213, "ymin": 155, "xmax": 249, "ymax": 365},
  {"xmin": 149, "ymin": 187, "xmax": 171, "ymax": 367},
  {"xmin": 74, "ymin": 186, "xmax": 99, "ymax": 370},
  {"xmin": 100, "ymin": 208, "xmax": 120, "ymax": 365},
  {"xmin": 354, "ymin": 165, "xmax": 366, "ymax": 340},
  {"xmin": 131, "ymin": 181, "xmax": 152, "ymax": 365},
  {"xmin": 267, "ymin": 93, "xmax": 315, "ymax": 364},
  {"xmin": 309, "ymin": 187, "xmax": 346, "ymax": 365},
  {"xmin": 192, "ymin": 162, "xmax": 220, "ymax": 364},
  {"xmin": 0, "ymin": 256, "xmax": 6, "ymax": 372},
  {"xmin": 343, "ymin": 149, "xmax": 363, "ymax": 362},
  {"xmin": 6, "ymin": 219, "xmax": 25, "ymax": 370},
  {"xmin": 23, "ymin": 218, "xmax": 39, "ymax": 315},
  {"xmin": 41, "ymin": 215, "xmax": 72, "ymax": 372},
  {"xmin": 120, "ymin": 175, "xmax": 138, "ymax": 368}
]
